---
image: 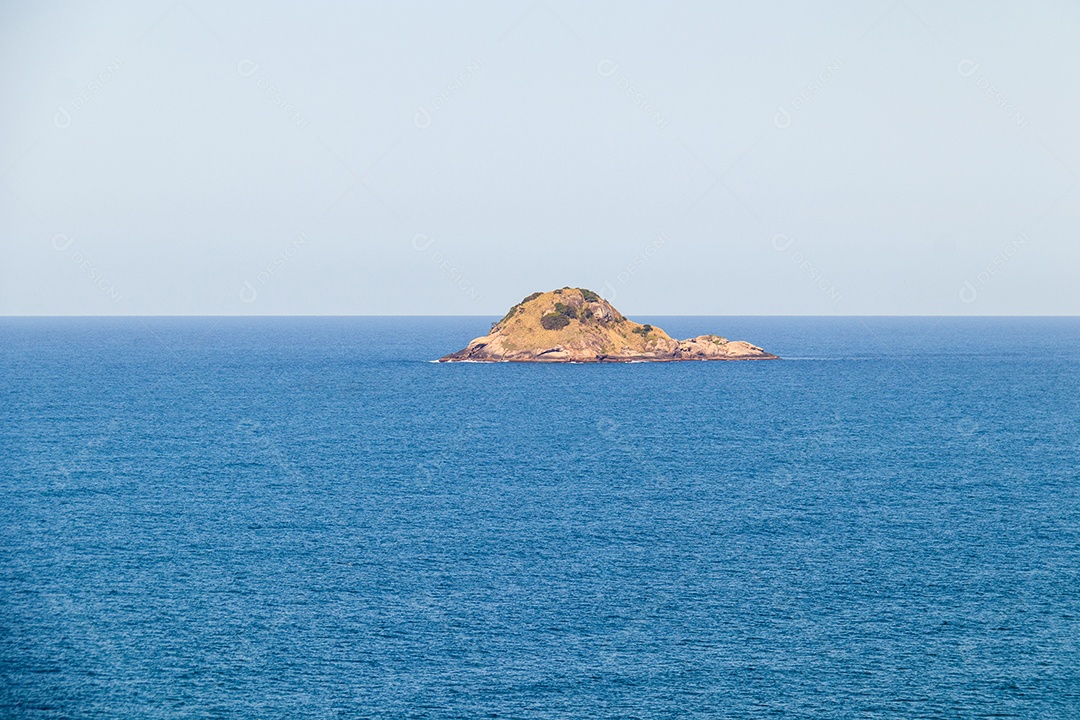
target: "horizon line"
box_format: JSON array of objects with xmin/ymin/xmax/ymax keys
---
[{"xmin": 2, "ymin": 314, "xmax": 1078, "ymax": 319}]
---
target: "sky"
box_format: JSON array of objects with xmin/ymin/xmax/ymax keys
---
[{"xmin": 0, "ymin": 1, "xmax": 1077, "ymax": 316}]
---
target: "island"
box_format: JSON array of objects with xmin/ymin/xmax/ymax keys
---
[{"xmin": 439, "ymin": 287, "xmax": 778, "ymax": 362}]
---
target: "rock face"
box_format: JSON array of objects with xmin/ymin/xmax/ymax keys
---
[{"xmin": 439, "ymin": 288, "xmax": 778, "ymax": 362}]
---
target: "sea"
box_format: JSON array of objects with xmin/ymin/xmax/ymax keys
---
[{"xmin": 1, "ymin": 316, "xmax": 1078, "ymax": 718}]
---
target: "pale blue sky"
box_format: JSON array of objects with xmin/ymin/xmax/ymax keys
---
[{"xmin": 1, "ymin": 1, "xmax": 1077, "ymax": 315}]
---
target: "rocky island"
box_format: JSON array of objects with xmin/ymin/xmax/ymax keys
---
[{"xmin": 439, "ymin": 287, "xmax": 777, "ymax": 362}]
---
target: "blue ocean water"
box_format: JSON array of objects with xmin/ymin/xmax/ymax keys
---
[{"xmin": 1, "ymin": 316, "xmax": 1078, "ymax": 718}]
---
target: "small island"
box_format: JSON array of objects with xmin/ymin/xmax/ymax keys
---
[{"xmin": 439, "ymin": 287, "xmax": 778, "ymax": 362}]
